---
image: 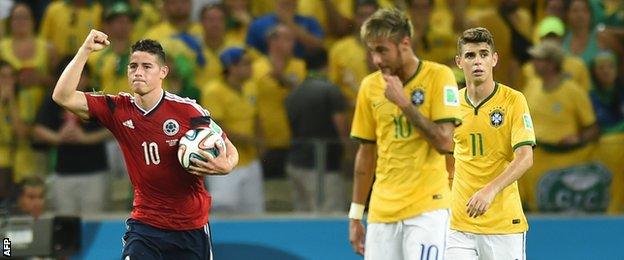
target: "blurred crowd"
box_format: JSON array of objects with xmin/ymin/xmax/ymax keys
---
[{"xmin": 0, "ymin": 0, "xmax": 622, "ymax": 217}]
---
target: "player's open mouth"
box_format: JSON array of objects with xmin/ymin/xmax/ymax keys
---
[{"xmin": 472, "ymin": 69, "xmax": 484, "ymax": 75}]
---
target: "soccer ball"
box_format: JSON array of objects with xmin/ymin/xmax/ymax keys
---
[{"xmin": 177, "ymin": 126, "xmax": 226, "ymax": 169}]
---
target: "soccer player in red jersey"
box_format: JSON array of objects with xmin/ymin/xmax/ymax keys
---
[{"xmin": 52, "ymin": 29, "xmax": 239, "ymax": 259}]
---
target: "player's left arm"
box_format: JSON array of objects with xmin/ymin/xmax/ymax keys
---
[
  {"xmin": 188, "ymin": 137, "xmax": 239, "ymax": 176},
  {"xmin": 466, "ymin": 146, "xmax": 533, "ymax": 218}
]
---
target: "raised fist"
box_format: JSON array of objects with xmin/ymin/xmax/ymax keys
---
[{"xmin": 82, "ymin": 29, "xmax": 110, "ymax": 52}]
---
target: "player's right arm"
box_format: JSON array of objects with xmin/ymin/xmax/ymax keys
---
[
  {"xmin": 349, "ymin": 142, "xmax": 376, "ymax": 256},
  {"xmin": 52, "ymin": 29, "xmax": 110, "ymax": 120}
]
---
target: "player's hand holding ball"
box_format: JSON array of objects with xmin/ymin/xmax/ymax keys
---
[
  {"xmin": 81, "ymin": 29, "xmax": 110, "ymax": 52},
  {"xmin": 178, "ymin": 123, "xmax": 236, "ymax": 176}
]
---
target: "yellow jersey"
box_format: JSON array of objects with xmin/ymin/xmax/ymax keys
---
[
  {"xmin": 89, "ymin": 48, "xmax": 133, "ymax": 94},
  {"xmin": 195, "ymin": 37, "xmax": 244, "ymax": 87},
  {"xmin": 523, "ymin": 78, "xmax": 596, "ymax": 144},
  {"xmin": 328, "ymin": 35, "xmax": 370, "ymax": 107},
  {"xmin": 0, "ymin": 103, "xmax": 15, "ymax": 167},
  {"xmin": 251, "ymin": 56, "xmax": 307, "ymax": 149},
  {"xmin": 201, "ymin": 79, "xmax": 258, "ymax": 167},
  {"xmin": 40, "ymin": 1, "xmax": 102, "ymax": 57},
  {"xmin": 351, "ymin": 61, "xmax": 461, "ymax": 223},
  {"xmin": 452, "ymin": 83, "xmax": 535, "ymax": 234},
  {"xmin": 131, "ymin": 3, "xmax": 162, "ymax": 43},
  {"xmin": 521, "ymin": 56, "xmax": 591, "ymax": 92},
  {"xmin": 144, "ymin": 21, "xmax": 203, "ymax": 62}
]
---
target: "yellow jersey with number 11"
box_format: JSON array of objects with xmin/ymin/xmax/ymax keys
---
[{"xmin": 452, "ymin": 83, "xmax": 535, "ymax": 234}]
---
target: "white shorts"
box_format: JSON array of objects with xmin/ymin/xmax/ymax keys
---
[
  {"xmin": 365, "ymin": 209, "xmax": 450, "ymax": 260},
  {"xmin": 207, "ymin": 159, "xmax": 264, "ymax": 214},
  {"xmin": 446, "ymin": 230, "xmax": 526, "ymax": 260}
]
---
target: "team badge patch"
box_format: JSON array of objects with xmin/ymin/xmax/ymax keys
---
[
  {"xmin": 163, "ymin": 119, "xmax": 180, "ymax": 136},
  {"xmin": 411, "ymin": 89, "xmax": 425, "ymax": 106},
  {"xmin": 444, "ymin": 86, "xmax": 460, "ymax": 106},
  {"xmin": 490, "ymin": 110, "xmax": 504, "ymax": 127},
  {"xmin": 523, "ymin": 113, "xmax": 534, "ymax": 130}
]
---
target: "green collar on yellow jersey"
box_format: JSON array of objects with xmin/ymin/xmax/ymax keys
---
[
  {"xmin": 465, "ymin": 82, "xmax": 499, "ymax": 115},
  {"xmin": 403, "ymin": 59, "xmax": 423, "ymax": 86}
]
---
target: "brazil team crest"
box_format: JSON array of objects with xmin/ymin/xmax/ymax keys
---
[
  {"xmin": 490, "ymin": 110, "xmax": 504, "ymax": 127},
  {"xmin": 411, "ymin": 89, "xmax": 425, "ymax": 106},
  {"xmin": 163, "ymin": 119, "xmax": 180, "ymax": 136}
]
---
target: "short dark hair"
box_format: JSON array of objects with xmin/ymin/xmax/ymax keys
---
[
  {"xmin": 304, "ymin": 48, "xmax": 328, "ymax": 71},
  {"xmin": 200, "ymin": 3, "xmax": 226, "ymax": 20},
  {"xmin": 16, "ymin": 175, "xmax": 46, "ymax": 196},
  {"xmin": 131, "ymin": 39, "xmax": 166, "ymax": 64},
  {"xmin": 457, "ymin": 27, "xmax": 496, "ymax": 54}
]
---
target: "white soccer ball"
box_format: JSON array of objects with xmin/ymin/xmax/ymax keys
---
[{"xmin": 177, "ymin": 126, "xmax": 226, "ymax": 169}]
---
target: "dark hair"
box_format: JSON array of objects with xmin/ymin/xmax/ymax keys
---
[
  {"xmin": 131, "ymin": 39, "xmax": 166, "ymax": 64},
  {"xmin": 304, "ymin": 48, "xmax": 328, "ymax": 71},
  {"xmin": 5, "ymin": 3, "xmax": 34, "ymax": 36},
  {"xmin": 16, "ymin": 176, "xmax": 46, "ymax": 196},
  {"xmin": 355, "ymin": 0, "xmax": 380, "ymax": 10},
  {"xmin": 200, "ymin": 3, "xmax": 226, "ymax": 20},
  {"xmin": 0, "ymin": 59, "xmax": 15, "ymax": 73},
  {"xmin": 457, "ymin": 27, "xmax": 496, "ymax": 54}
]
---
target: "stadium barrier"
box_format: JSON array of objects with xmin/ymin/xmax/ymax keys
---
[{"xmin": 69, "ymin": 215, "xmax": 624, "ymax": 260}]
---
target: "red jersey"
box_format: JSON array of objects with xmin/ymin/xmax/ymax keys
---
[{"xmin": 85, "ymin": 91, "xmax": 214, "ymax": 230}]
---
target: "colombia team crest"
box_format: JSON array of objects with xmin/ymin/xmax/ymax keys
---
[
  {"xmin": 163, "ymin": 119, "xmax": 180, "ymax": 136},
  {"xmin": 489, "ymin": 109, "xmax": 504, "ymax": 127},
  {"xmin": 411, "ymin": 89, "xmax": 425, "ymax": 106}
]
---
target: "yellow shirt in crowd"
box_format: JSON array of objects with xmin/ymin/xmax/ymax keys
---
[{"xmin": 40, "ymin": 1, "xmax": 101, "ymax": 57}]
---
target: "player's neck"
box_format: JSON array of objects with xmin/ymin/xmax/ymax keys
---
[
  {"xmin": 398, "ymin": 56, "xmax": 419, "ymax": 83},
  {"xmin": 134, "ymin": 88, "xmax": 164, "ymax": 111},
  {"xmin": 466, "ymin": 79, "xmax": 495, "ymax": 106}
]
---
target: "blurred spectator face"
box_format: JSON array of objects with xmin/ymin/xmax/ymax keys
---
[
  {"xmin": 224, "ymin": 0, "xmax": 248, "ymax": 12},
  {"xmin": 546, "ymin": 0, "xmax": 565, "ymax": 19},
  {"xmin": 567, "ymin": 0, "xmax": 591, "ymax": 31},
  {"xmin": 500, "ymin": 0, "xmax": 520, "ymax": 11},
  {"xmin": 230, "ymin": 54, "xmax": 252, "ymax": 80},
  {"xmin": 367, "ymin": 37, "xmax": 412, "ymax": 75},
  {"xmin": 532, "ymin": 58, "xmax": 554, "ymax": 78},
  {"xmin": 593, "ymin": 57, "xmax": 617, "ymax": 89},
  {"xmin": 9, "ymin": 3, "xmax": 34, "ymax": 36},
  {"xmin": 276, "ymin": 0, "xmax": 297, "ymax": 17},
  {"xmin": 409, "ymin": 0, "xmax": 431, "ymax": 30},
  {"xmin": 355, "ymin": 3, "xmax": 377, "ymax": 29},
  {"xmin": 107, "ymin": 15, "xmax": 133, "ymax": 40},
  {"xmin": 165, "ymin": 0, "xmax": 192, "ymax": 21},
  {"xmin": 456, "ymin": 42, "xmax": 498, "ymax": 84},
  {"xmin": 18, "ymin": 184, "xmax": 45, "ymax": 218},
  {"xmin": 201, "ymin": 6, "xmax": 226, "ymax": 39},
  {"xmin": 269, "ymin": 25, "xmax": 295, "ymax": 57}
]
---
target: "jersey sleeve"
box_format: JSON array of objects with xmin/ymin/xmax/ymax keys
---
[
  {"xmin": 350, "ymin": 78, "xmax": 376, "ymax": 142},
  {"xmin": 201, "ymin": 85, "xmax": 226, "ymax": 121},
  {"xmin": 510, "ymin": 93, "xmax": 537, "ymax": 150},
  {"xmin": 84, "ymin": 93, "xmax": 118, "ymax": 129},
  {"xmin": 572, "ymin": 86, "xmax": 597, "ymax": 127},
  {"xmin": 430, "ymin": 66, "xmax": 461, "ymax": 125}
]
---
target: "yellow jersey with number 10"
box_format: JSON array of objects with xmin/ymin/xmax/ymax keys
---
[
  {"xmin": 452, "ymin": 83, "xmax": 535, "ymax": 234},
  {"xmin": 351, "ymin": 61, "xmax": 461, "ymax": 223}
]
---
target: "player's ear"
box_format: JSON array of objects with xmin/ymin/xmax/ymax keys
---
[
  {"xmin": 455, "ymin": 55, "xmax": 462, "ymax": 69},
  {"xmin": 160, "ymin": 65, "xmax": 169, "ymax": 79},
  {"xmin": 492, "ymin": 52, "xmax": 498, "ymax": 68}
]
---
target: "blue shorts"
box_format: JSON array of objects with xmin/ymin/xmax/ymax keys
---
[{"xmin": 121, "ymin": 219, "xmax": 213, "ymax": 260}]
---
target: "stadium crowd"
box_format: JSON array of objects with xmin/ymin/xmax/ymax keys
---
[{"xmin": 0, "ymin": 0, "xmax": 622, "ymax": 216}]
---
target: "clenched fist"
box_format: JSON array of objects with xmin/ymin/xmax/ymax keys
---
[{"xmin": 81, "ymin": 29, "xmax": 110, "ymax": 52}]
